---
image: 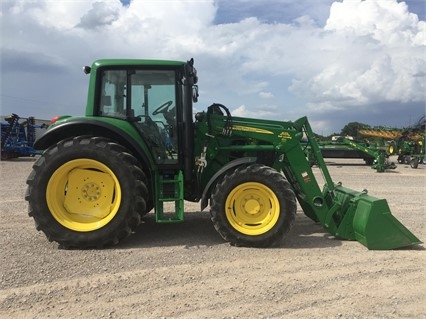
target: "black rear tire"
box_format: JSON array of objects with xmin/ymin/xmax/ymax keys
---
[
  {"xmin": 410, "ymin": 157, "xmax": 419, "ymax": 169},
  {"xmin": 25, "ymin": 136, "xmax": 149, "ymax": 248},
  {"xmin": 210, "ymin": 164, "xmax": 297, "ymax": 247}
]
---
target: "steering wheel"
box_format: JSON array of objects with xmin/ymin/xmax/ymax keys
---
[{"xmin": 152, "ymin": 100, "xmax": 173, "ymax": 115}]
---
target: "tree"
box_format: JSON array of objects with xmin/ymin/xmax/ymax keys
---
[{"xmin": 340, "ymin": 122, "xmax": 371, "ymax": 139}]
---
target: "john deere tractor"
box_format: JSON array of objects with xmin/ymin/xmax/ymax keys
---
[{"xmin": 26, "ymin": 58, "xmax": 421, "ymax": 250}]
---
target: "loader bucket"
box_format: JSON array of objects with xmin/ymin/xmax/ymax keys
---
[
  {"xmin": 326, "ymin": 185, "xmax": 422, "ymax": 250},
  {"xmin": 352, "ymin": 196, "xmax": 422, "ymax": 250}
]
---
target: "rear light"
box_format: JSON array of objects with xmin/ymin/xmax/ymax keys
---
[{"xmin": 50, "ymin": 116, "xmax": 60, "ymax": 124}]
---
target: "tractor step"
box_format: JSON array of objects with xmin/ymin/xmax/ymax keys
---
[{"xmin": 154, "ymin": 170, "xmax": 184, "ymax": 223}]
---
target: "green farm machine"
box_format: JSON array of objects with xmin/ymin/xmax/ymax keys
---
[
  {"xmin": 26, "ymin": 59, "xmax": 421, "ymax": 250},
  {"xmin": 305, "ymin": 136, "xmax": 396, "ymax": 172},
  {"xmin": 340, "ymin": 138, "xmax": 396, "ymax": 172},
  {"xmin": 359, "ymin": 117, "xmax": 426, "ymax": 169}
]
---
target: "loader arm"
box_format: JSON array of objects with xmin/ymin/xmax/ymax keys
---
[{"xmin": 201, "ymin": 112, "xmax": 421, "ymax": 249}]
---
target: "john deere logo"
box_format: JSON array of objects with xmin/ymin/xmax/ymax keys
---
[{"xmin": 278, "ymin": 132, "xmax": 292, "ymax": 141}]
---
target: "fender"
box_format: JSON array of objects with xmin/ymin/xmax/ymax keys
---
[
  {"xmin": 200, "ymin": 157, "xmax": 257, "ymax": 211},
  {"xmin": 34, "ymin": 118, "xmax": 155, "ymax": 171}
]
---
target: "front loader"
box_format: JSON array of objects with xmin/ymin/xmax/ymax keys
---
[
  {"xmin": 342, "ymin": 138, "xmax": 396, "ymax": 172},
  {"xmin": 25, "ymin": 58, "xmax": 421, "ymax": 250}
]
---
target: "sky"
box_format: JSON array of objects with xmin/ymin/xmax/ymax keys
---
[{"xmin": 1, "ymin": 0, "xmax": 425, "ymax": 135}]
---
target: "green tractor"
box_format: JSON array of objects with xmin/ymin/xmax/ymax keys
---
[
  {"xmin": 396, "ymin": 136, "xmax": 426, "ymax": 168},
  {"xmin": 26, "ymin": 58, "xmax": 421, "ymax": 250}
]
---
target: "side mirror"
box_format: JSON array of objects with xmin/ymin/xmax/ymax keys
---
[
  {"xmin": 192, "ymin": 85, "xmax": 199, "ymax": 103},
  {"xmin": 83, "ymin": 66, "xmax": 91, "ymax": 74}
]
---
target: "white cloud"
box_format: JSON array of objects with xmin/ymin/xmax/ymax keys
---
[
  {"xmin": 1, "ymin": 0, "xmax": 424, "ymax": 135},
  {"xmin": 6, "ymin": 0, "xmax": 100, "ymax": 30},
  {"xmin": 232, "ymin": 104, "xmax": 278, "ymax": 118},
  {"xmin": 287, "ymin": 0, "xmax": 425, "ymax": 114},
  {"xmin": 259, "ymin": 91, "xmax": 274, "ymax": 99},
  {"xmin": 77, "ymin": 1, "xmax": 123, "ymax": 29},
  {"xmin": 325, "ymin": 0, "xmax": 422, "ymax": 44},
  {"xmin": 232, "ymin": 105, "xmax": 249, "ymax": 117}
]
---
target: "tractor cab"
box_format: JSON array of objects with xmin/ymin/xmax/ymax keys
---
[{"xmin": 88, "ymin": 59, "xmax": 198, "ymax": 169}]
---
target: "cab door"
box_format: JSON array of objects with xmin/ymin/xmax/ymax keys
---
[{"xmin": 99, "ymin": 68, "xmax": 180, "ymax": 166}]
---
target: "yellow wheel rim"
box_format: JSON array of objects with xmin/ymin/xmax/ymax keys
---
[
  {"xmin": 225, "ymin": 182, "xmax": 280, "ymax": 235},
  {"xmin": 46, "ymin": 159, "xmax": 121, "ymax": 232}
]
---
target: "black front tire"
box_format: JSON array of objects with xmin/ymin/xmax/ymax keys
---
[
  {"xmin": 410, "ymin": 157, "xmax": 419, "ymax": 169},
  {"xmin": 364, "ymin": 157, "xmax": 374, "ymax": 166},
  {"xmin": 25, "ymin": 136, "xmax": 149, "ymax": 248},
  {"xmin": 210, "ymin": 164, "xmax": 297, "ymax": 247}
]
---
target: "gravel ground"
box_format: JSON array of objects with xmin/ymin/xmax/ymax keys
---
[{"xmin": 0, "ymin": 156, "xmax": 425, "ymax": 319}]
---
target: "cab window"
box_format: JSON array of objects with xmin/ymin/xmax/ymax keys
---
[{"xmin": 99, "ymin": 69, "xmax": 178, "ymax": 164}]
